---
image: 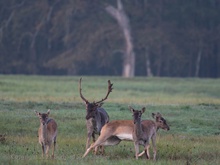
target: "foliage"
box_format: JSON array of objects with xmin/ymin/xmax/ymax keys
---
[{"xmin": 0, "ymin": 1, "xmax": 220, "ymax": 77}]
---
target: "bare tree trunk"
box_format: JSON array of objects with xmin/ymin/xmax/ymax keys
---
[
  {"xmin": 28, "ymin": 34, "xmax": 39, "ymax": 74},
  {"xmin": 106, "ymin": 0, "xmax": 135, "ymax": 77},
  {"xmin": 195, "ymin": 48, "xmax": 202, "ymax": 77},
  {"xmin": 156, "ymin": 45, "xmax": 162, "ymax": 76},
  {"xmin": 0, "ymin": 11, "xmax": 14, "ymax": 43},
  {"xmin": 145, "ymin": 47, "xmax": 153, "ymax": 77},
  {"xmin": 28, "ymin": 0, "xmax": 59, "ymax": 74},
  {"xmin": 0, "ymin": 1, "xmax": 25, "ymax": 42}
]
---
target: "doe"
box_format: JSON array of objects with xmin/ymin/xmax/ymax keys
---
[{"xmin": 34, "ymin": 109, "xmax": 58, "ymax": 158}]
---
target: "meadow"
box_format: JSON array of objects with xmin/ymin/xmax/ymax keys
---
[{"xmin": 0, "ymin": 75, "xmax": 219, "ymax": 165}]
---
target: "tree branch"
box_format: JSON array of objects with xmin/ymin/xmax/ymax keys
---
[{"xmin": 8, "ymin": 0, "xmax": 25, "ymax": 9}]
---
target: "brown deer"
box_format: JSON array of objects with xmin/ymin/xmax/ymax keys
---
[
  {"xmin": 138, "ymin": 112, "xmax": 170, "ymax": 160},
  {"xmin": 130, "ymin": 107, "xmax": 146, "ymax": 159},
  {"xmin": 34, "ymin": 109, "xmax": 58, "ymax": 158},
  {"xmin": 79, "ymin": 78, "xmax": 113, "ymax": 152},
  {"xmin": 82, "ymin": 107, "xmax": 169, "ymax": 160}
]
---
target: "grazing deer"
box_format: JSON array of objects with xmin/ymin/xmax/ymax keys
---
[
  {"xmin": 82, "ymin": 107, "xmax": 169, "ymax": 160},
  {"xmin": 79, "ymin": 78, "xmax": 113, "ymax": 151},
  {"xmin": 35, "ymin": 109, "xmax": 58, "ymax": 158}
]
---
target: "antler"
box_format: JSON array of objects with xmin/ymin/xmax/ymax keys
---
[
  {"xmin": 79, "ymin": 78, "xmax": 89, "ymax": 103},
  {"xmin": 95, "ymin": 80, "xmax": 113, "ymax": 104}
]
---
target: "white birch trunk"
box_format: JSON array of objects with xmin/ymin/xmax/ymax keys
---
[
  {"xmin": 145, "ymin": 47, "xmax": 153, "ymax": 77},
  {"xmin": 195, "ymin": 48, "xmax": 202, "ymax": 77},
  {"xmin": 106, "ymin": 0, "xmax": 135, "ymax": 77}
]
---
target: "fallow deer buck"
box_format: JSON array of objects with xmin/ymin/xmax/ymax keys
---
[
  {"xmin": 79, "ymin": 78, "xmax": 113, "ymax": 152},
  {"xmin": 82, "ymin": 106, "xmax": 169, "ymax": 160},
  {"xmin": 35, "ymin": 109, "xmax": 58, "ymax": 158}
]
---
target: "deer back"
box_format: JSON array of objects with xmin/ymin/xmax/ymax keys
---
[{"xmin": 45, "ymin": 119, "xmax": 58, "ymax": 139}]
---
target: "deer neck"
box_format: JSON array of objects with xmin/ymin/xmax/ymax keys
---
[
  {"xmin": 155, "ymin": 122, "xmax": 160, "ymax": 131},
  {"xmin": 134, "ymin": 120, "xmax": 143, "ymax": 138},
  {"xmin": 92, "ymin": 118, "xmax": 99, "ymax": 133},
  {"xmin": 86, "ymin": 118, "xmax": 99, "ymax": 134},
  {"xmin": 40, "ymin": 123, "xmax": 48, "ymax": 143},
  {"xmin": 94, "ymin": 113, "xmax": 103, "ymax": 132}
]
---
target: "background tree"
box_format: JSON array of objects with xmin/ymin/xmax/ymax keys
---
[
  {"xmin": 106, "ymin": 0, "xmax": 135, "ymax": 78},
  {"xmin": 0, "ymin": 0, "xmax": 220, "ymax": 77}
]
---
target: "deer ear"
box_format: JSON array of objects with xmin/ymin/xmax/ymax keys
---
[
  {"xmin": 128, "ymin": 106, "xmax": 134, "ymax": 113},
  {"xmin": 34, "ymin": 110, "xmax": 39, "ymax": 116},
  {"xmin": 152, "ymin": 113, "xmax": 156, "ymax": 119},
  {"xmin": 95, "ymin": 103, "xmax": 99, "ymax": 107},
  {"xmin": 84, "ymin": 100, "xmax": 89, "ymax": 104},
  {"xmin": 141, "ymin": 107, "xmax": 145, "ymax": 113},
  {"xmin": 47, "ymin": 109, "xmax": 50, "ymax": 115},
  {"xmin": 96, "ymin": 102, "xmax": 104, "ymax": 107}
]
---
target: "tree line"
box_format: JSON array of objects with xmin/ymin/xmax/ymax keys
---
[{"xmin": 1, "ymin": 0, "xmax": 220, "ymax": 77}]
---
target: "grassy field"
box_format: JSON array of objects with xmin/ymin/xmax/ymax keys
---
[{"xmin": 0, "ymin": 75, "xmax": 219, "ymax": 165}]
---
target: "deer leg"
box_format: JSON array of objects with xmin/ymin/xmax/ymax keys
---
[
  {"xmin": 94, "ymin": 145, "xmax": 99, "ymax": 155},
  {"xmin": 83, "ymin": 133, "xmax": 110, "ymax": 158},
  {"xmin": 83, "ymin": 143, "xmax": 95, "ymax": 158},
  {"xmin": 92, "ymin": 132, "xmax": 96, "ymax": 142},
  {"xmin": 92, "ymin": 133, "xmax": 99, "ymax": 154},
  {"xmin": 138, "ymin": 150, "xmax": 145, "ymax": 157},
  {"xmin": 41, "ymin": 143, "xmax": 45, "ymax": 157},
  {"xmin": 144, "ymin": 144, "xmax": 150, "ymax": 159},
  {"xmin": 46, "ymin": 143, "xmax": 50, "ymax": 158},
  {"xmin": 100, "ymin": 145, "xmax": 105, "ymax": 155},
  {"xmin": 93, "ymin": 145, "xmax": 104, "ymax": 155},
  {"xmin": 86, "ymin": 132, "xmax": 92, "ymax": 149},
  {"xmin": 52, "ymin": 138, "xmax": 56, "ymax": 159},
  {"xmin": 153, "ymin": 146, "xmax": 157, "ymax": 161},
  {"xmin": 134, "ymin": 142, "xmax": 140, "ymax": 159},
  {"xmin": 151, "ymin": 135, "xmax": 156, "ymax": 160},
  {"xmin": 83, "ymin": 141, "xmax": 104, "ymax": 158},
  {"xmin": 96, "ymin": 146, "xmax": 104, "ymax": 155},
  {"xmin": 92, "ymin": 133, "xmax": 103, "ymax": 155}
]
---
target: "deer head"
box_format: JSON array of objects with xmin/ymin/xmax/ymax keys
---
[
  {"xmin": 79, "ymin": 78, "xmax": 113, "ymax": 120},
  {"xmin": 35, "ymin": 109, "xmax": 50, "ymax": 125},
  {"xmin": 129, "ymin": 106, "xmax": 145, "ymax": 124},
  {"xmin": 152, "ymin": 112, "xmax": 170, "ymax": 131}
]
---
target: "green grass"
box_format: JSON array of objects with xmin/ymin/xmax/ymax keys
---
[{"xmin": 0, "ymin": 75, "xmax": 220, "ymax": 165}]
